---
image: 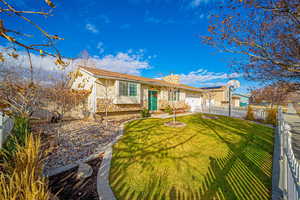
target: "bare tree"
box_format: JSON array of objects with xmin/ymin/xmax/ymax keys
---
[
  {"xmin": 250, "ymin": 81, "xmax": 293, "ymax": 108},
  {"xmin": 201, "ymin": 90, "xmax": 217, "ymax": 113},
  {"xmin": 0, "ymin": 0, "xmax": 68, "ymax": 66},
  {"xmin": 203, "ymin": 0, "xmax": 300, "ymax": 86},
  {"xmin": 96, "ymin": 79, "xmax": 114, "ymax": 127},
  {"xmin": 0, "ymin": 0, "xmax": 69, "ymax": 117},
  {"xmin": 166, "ymin": 86, "xmax": 180, "ymax": 124}
]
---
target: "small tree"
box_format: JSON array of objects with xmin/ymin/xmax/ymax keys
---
[
  {"xmin": 47, "ymin": 76, "xmax": 90, "ymax": 120},
  {"xmin": 201, "ymin": 90, "xmax": 216, "ymax": 113},
  {"xmin": 96, "ymin": 79, "xmax": 114, "ymax": 127},
  {"xmin": 166, "ymin": 86, "xmax": 180, "ymax": 124}
]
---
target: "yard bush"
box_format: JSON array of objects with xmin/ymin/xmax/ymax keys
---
[
  {"xmin": 1, "ymin": 117, "xmax": 30, "ymax": 161},
  {"xmin": 0, "ymin": 134, "xmax": 51, "ymax": 200},
  {"xmin": 265, "ymin": 108, "xmax": 277, "ymax": 126},
  {"xmin": 164, "ymin": 105, "xmax": 173, "ymax": 115},
  {"xmin": 141, "ymin": 109, "xmax": 151, "ymax": 118},
  {"xmin": 245, "ymin": 106, "xmax": 255, "ymax": 121}
]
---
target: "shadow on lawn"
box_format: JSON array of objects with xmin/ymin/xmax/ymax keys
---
[
  {"xmin": 110, "ymin": 115, "xmax": 273, "ymax": 200},
  {"xmin": 194, "ymin": 117, "xmax": 272, "ymax": 200}
]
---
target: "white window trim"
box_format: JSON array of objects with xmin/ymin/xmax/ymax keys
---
[{"xmin": 118, "ymin": 81, "xmax": 138, "ymax": 97}]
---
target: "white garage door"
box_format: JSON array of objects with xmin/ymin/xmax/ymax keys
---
[{"xmin": 185, "ymin": 97, "xmax": 202, "ymax": 112}]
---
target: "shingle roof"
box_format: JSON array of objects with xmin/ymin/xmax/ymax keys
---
[{"xmin": 79, "ymin": 66, "xmax": 202, "ymax": 92}]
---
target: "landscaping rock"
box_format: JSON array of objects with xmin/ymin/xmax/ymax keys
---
[
  {"xmin": 31, "ymin": 116, "xmax": 139, "ymax": 175},
  {"xmin": 76, "ymin": 163, "xmax": 93, "ymax": 180}
]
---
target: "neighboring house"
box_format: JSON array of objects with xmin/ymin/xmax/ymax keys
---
[
  {"xmin": 233, "ymin": 93, "xmax": 250, "ymax": 107},
  {"xmin": 69, "ymin": 66, "xmax": 205, "ymax": 114},
  {"xmin": 200, "ymin": 86, "xmax": 230, "ymax": 107}
]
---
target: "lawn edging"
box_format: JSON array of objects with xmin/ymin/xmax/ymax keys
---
[{"xmin": 97, "ymin": 119, "xmax": 135, "ymax": 200}]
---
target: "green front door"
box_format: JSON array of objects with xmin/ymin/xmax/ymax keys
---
[{"xmin": 148, "ymin": 90, "xmax": 158, "ymax": 111}]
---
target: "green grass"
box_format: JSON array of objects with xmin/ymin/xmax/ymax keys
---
[{"xmin": 109, "ymin": 114, "xmax": 274, "ymax": 200}]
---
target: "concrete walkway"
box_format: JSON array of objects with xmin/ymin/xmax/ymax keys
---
[{"xmin": 283, "ymin": 104, "xmax": 300, "ymax": 162}]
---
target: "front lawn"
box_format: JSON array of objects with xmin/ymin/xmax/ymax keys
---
[{"xmin": 109, "ymin": 114, "xmax": 274, "ymax": 200}]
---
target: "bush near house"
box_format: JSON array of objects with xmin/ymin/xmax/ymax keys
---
[
  {"xmin": 141, "ymin": 109, "xmax": 151, "ymax": 118},
  {"xmin": 163, "ymin": 105, "xmax": 173, "ymax": 115}
]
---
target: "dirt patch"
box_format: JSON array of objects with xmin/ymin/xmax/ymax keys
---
[
  {"xmin": 164, "ymin": 121, "xmax": 186, "ymax": 128},
  {"xmin": 48, "ymin": 157, "xmax": 102, "ymax": 200}
]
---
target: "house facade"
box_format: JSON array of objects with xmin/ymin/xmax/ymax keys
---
[
  {"xmin": 69, "ymin": 66, "xmax": 240, "ymax": 114},
  {"xmin": 233, "ymin": 93, "xmax": 249, "ymax": 107},
  {"xmin": 69, "ymin": 66, "xmax": 206, "ymax": 114},
  {"xmin": 200, "ymin": 86, "xmax": 230, "ymax": 107}
]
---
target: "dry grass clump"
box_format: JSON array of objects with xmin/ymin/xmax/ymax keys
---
[
  {"xmin": 245, "ymin": 106, "xmax": 255, "ymax": 121},
  {"xmin": 265, "ymin": 108, "xmax": 277, "ymax": 126},
  {"xmin": 0, "ymin": 134, "xmax": 51, "ymax": 200}
]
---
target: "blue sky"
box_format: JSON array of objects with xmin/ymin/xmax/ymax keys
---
[{"xmin": 3, "ymin": 0, "xmax": 253, "ymax": 93}]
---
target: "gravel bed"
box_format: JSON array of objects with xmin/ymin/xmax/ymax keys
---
[{"xmin": 32, "ymin": 116, "xmax": 138, "ymax": 174}]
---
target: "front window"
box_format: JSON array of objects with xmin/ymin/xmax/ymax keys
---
[
  {"xmin": 168, "ymin": 89, "xmax": 180, "ymax": 101},
  {"xmin": 119, "ymin": 81, "xmax": 137, "ymax": 97}
]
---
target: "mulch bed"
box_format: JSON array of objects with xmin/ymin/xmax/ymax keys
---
[{"xmin": 48, "ymin": 157, "xmax": 102, "ymax": 200}]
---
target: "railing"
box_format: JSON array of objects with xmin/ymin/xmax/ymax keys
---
[
  {"xmin": 277, "ymin": 107, "xmax": 300, "ymax": 200},
  {"xmin": 0, "ymin": 113, "xmax": 14, "ymax": 148}
]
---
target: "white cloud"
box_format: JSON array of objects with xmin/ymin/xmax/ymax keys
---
[
  {"xmin": 0, "ymin": 48, "xmax": 71, "ymax": 85},
  {"xmin": 144, "ymin": 10, "xmax": 176, "ymax": 24},
  {"xmin": 96, "ymin": 42, "xmax": 104, "ymax": 54},
  {"xmin": 190, "ymin": 0, "xmax": 210, "ymax": 8},
  {"xmin": 199, "ymin": 14, "xmax": 205, "ymax": 19},
  {"xmin": 78, "ymin": 52, "xmax": 151, "ymax": 75},
  {"xmin": 177, "ymin": 69, "xmax": 240, "ymax": 86},
  {"xmin": 85, "ymin": 23, "xmax": 99, "ymax": 33},
  {"xmin": 1, "ymin": 47, "xmax": 151, "ymax": 85}
]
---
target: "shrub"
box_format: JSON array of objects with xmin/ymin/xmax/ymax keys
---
[
  {"xmin": 265, "ymin": 108, "xmax": 277, "ymax": 126},
  {"xmin": 164, "ymin": 105, "xmax": 173, "ymax": 115},
  {"xmin": 245, "ymin": 106, "xmax": 255, "ymax": 121},
  {"xmin": 2, "ymin": 117, "xmax": 30, "ymax": 161},
  {"xmin": 0, "ymin": 134, "xmax": 51, "ymax": 200},
  {"xmin": 141, "ymin": 109, "xmax": 151, "ymax": 118}
]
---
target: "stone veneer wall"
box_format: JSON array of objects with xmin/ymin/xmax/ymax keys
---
[
  {"xmin": 159, "ymin": 100, "xmax": 189, "ymax": 110},
  {"xmin": 97, "ymin": 99, "xmax": 144, "ymax": 113}
]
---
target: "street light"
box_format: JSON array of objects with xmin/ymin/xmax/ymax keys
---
[{"xmin": 227, "ymin": 80, "xmax": 240, "ymax": 117}]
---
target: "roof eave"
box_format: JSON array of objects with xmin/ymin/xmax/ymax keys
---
[{"xmin": 80, "ymin": 68, "xmax": 202, "ymax": 92}]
